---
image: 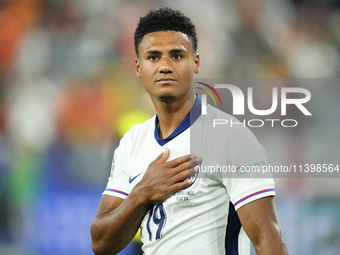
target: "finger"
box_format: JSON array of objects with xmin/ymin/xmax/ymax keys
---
[
  {"xmin": 152, "ymin": 148, "xmax": 170, "ymax": 165},
  {"xmin": 172, "ymin": 166, "xmax": 199, "ymax": 183},
  {"xmin": 171, "ymin": 156, "xmax": 202, "ymax": 174},
  {"xmin": 166, "ymin": 154, "xmax": 194, "ymax": 168},
  {"xmin": 189, "ymin": 156, "xmax": 202, "ymax": 169},
  {"xmin": 170, "ymin": 178, "xmax": 196, "ymax": 193},
  {"xmin": 189, "ymin": 164, "xmax": 200, "ymax": 176}
]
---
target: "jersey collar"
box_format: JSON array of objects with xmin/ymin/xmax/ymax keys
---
[{"xmin": 154, "ymin": 94, "xmax": 201, "ymax": 146}]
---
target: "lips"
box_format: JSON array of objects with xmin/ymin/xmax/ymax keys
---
[{"xmin": 156, "ymin": 78, "xmax": 176, "ymax": 83}]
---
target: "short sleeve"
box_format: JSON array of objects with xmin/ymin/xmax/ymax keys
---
[
  {"xmin": 221, "ymin": 125, "xmax": 275, "ymax": 210},
  {"xmin": 102, "ymin": 137, "xmax": 131, "ymax": 199}
]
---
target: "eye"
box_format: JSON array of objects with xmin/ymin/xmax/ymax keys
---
[
  {"xmin": 172, "ymin": 54, "xmax": 182, "ymax": 60},
  {"xmin": 148, "ymin": 55, "xmax": 158, "ymax": 61}
]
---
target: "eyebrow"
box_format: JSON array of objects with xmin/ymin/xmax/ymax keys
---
[{"xmin": 144, "ymin": 49, "xmax": 187, "ymax": 55}]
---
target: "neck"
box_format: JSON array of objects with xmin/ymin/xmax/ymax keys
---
[{"xmin": 153, "ymin": 93, "xmax": 196, "ymax": 140}]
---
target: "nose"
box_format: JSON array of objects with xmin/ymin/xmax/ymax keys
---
[{"xmin": 158, "ymin": 57, "xmax": 173, "ymax": 74}]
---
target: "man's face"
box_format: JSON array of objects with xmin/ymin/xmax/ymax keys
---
[{"xmin": 135, "ymin": 31, "xmax": 200, "ymax": 102}]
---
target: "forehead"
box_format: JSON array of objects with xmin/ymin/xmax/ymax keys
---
[{"xmin": 139, "ymin": 31, "xmax": 193, "ymax": 54}]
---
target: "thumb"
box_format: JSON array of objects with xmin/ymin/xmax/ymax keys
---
[{"xmin": 154, "ymin": 148, "xmax": 169, "ymax": 164}]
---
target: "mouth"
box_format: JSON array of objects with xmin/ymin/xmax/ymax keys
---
[{"xmin": 156, "ymin": 78, "xmax": 176, "ymax": 84}]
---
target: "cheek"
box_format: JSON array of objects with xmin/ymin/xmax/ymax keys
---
[
  {"xmin": 179, "ymin": 64, "xmax": 195, "ymax": 79},
  {"xmin": 140, "ymin": 63, "xmax": 156, "ymax": 78},
  {"xmin": 138, "ymin": 69, "xmax": 149, "ymax": 81},
  {"xmin": 141, "ymin": 76, "xmax": 150, "ymax": 87}
]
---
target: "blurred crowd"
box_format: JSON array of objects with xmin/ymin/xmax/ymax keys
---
[{"xmin": 0, "ymin": 0, "xmax": 339, "ymax": 254}]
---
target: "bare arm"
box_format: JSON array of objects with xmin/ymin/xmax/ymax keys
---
[
  {"xmin": 90, "ymin": 194, "xmax": 149, "ymax": 255},
  {"xmin": 237, "ymin": 196, "xmax": 289, "ymax": 255},
  {"xmin": 90, "ymin": 148, "xmax": 201, "ymax": 255}
]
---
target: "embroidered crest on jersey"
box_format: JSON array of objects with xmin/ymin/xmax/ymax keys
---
[
  {"xmin": 172, "ymin": 170, "xmax": 199, "ymax": 201},
  {"xmin": 183, "ymin": 171, "xmax": 198, "ymax": 189}
]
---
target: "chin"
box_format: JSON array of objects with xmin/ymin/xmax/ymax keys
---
[{"xmin": 158, "ymin": 95, "xmax": 177, "ymax": 101}]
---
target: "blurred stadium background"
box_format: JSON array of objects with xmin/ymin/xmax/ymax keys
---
[{"xmin": 0, "ymin": 0, "xmax": 339, "ymax": 254}]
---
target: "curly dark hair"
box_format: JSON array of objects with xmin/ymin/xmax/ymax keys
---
[{"xmin": 134, "ymin": 7, "xmax": 198, "ymax": 56}]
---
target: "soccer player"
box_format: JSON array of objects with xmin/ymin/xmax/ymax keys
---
[{"xmin": 91, "ymin": 7, "xmax": 288, "ymax": 255}]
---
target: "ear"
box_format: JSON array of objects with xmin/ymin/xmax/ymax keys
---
[
  {"xmin": 135, "ymin": 58, "xmax": 142, "ymax": 78},
  {"xmin": 194, "ymin": 53, "xmax": 200, "ymax": 74}
]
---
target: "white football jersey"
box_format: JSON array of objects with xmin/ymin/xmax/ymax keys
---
[{"xmin": 103, "ymin": 95, "xmax": 275, "ymax": 255}]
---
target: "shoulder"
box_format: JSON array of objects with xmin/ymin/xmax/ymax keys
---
[
  {"xmin": 199, "ymin": 104, "xmax": 258, "ymax": 142},
  {"xmin": 118, "ymin": 115, "xmax": 156, "ymax": 148},
  {"xmin": 196, "ymin": 104, "xmax": 267, "ymax": 162}
]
